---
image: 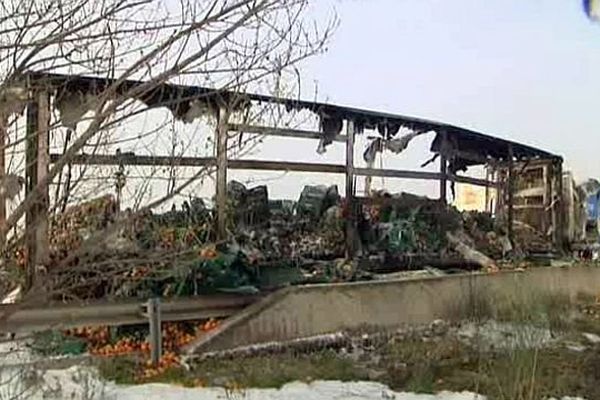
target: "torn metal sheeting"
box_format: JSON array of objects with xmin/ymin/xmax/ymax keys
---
[
  {"xmin": 0, "ymin": 85, "xmax": 28, "ymax": 119},
  {"xmin": 363, "ymin": 131, "xmax": 429, "ymax": 163},
  {"xmin": 0, "ymin": 174, "xmax": 24, "ymax": 201},
  {"xmin": 25, "ymin": 71, "xmax": 557, "ymax": 163},
  {"xmin": 55, "ymin": 90, "xmax": 101, "ymax": 130},
  {"xmin": 316, "ymin": 110, "xmax": 343, "ymax": 154},
  {"xmin": 430, "ymin": 128, "xmax": 559, "ymax": 167}
]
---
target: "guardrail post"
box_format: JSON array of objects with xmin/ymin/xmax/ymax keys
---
[
  {"xmin": 25, "ymin": 90, "xmax": 50, "ymax": 292},
  {"xmin": 146, "ymin": 298, "xmax": 162, "ymax": 365},
  {"xmin": 216, "ymin": 106, "xmax": 229, "ymax": 240},
  {"xmin": 345, "ymin": 119, "xmax": 356, "ymax": 258}
]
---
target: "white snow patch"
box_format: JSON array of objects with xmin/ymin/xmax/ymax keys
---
[
  {"xmin": 582, "ymin": 332, "xmax": 600, "ymax": 344},
  {"xmin": 0, "ymin": 337, "xmax": 34, "ymax": 365},
  {"xmin": 114, "ymin": 381, "xmax": 482, "ymax": 400},
  {"xmin": 0, "ymin": 365, "xmax": 487, "ymax": 400},
  {"xmin": 0, "ymin": 363, "xmax": 588, "ymax": 400},
  {"xmin": 565, "ymin": 342, "xmax": 587, "ymax": 352},
  {"xmin": 548, "ymin": 398, "xmax": 586, "ymax": 400},
  {"xmin": 1, "ymin": 286, "xmax": 21, "ymax": 304}
]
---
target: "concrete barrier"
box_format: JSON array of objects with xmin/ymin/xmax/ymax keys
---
[{"xmin": 184, "ymin": 266, "xmax": 600, "ymax": 354}]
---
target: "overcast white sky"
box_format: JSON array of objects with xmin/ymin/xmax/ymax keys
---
[{"xmin": 221, "ymin": 0, "xmax": 600, "ymax": 200}]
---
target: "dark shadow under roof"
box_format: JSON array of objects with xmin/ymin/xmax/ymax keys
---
[{"xmin": 25, "ymin": 71, "xmax": 560, "ymax": 163}]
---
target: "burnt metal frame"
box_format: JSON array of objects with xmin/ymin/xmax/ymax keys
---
[{"xmin": 2, "ymin": 72, "xmax": 562, "ymax": 289}]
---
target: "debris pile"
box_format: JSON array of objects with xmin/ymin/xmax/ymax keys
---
[
  {"xmin": 462, "ymin": 211, "xmax": 511, "ymax": 259},
  {"xmin": 513, "ymin": 220, "xmax": 554, "ymax": 254},
  {"xmin": 2, "ymin": 181, "xmax": 556, "ymax": 301},
  {"xmin": 462, "ymin": 211, "xmax": 554, "ymax": 258},
  {"xmin": 48, "ymin": 195, "xmax": 118, "ymax": 264},
  {"xmin": 227, "ymin": 181, "xmax": 270, "ymax": 227},
  {"xmin": 234, "ymin": 183, "xmax": 345, "ymax": 263},
  {"xmin": 363, "ymin": 191, "xmax": 461, "ymax": 254}
]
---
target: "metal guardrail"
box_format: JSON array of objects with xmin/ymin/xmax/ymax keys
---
[
  {"xmin": 0, "ymin": 293, "xmax": 260, "ymax": 365},
  {"xmin": 0, "ymin": 294, "xmax": 260, "ymax": 334}
]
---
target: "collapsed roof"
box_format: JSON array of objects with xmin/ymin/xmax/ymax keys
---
[{"xmin": 23, "ymin": 71, "xmax": 560, "ymax": 165}]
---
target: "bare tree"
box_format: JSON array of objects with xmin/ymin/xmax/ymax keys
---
[{"xmin": 0, "ymin": 0, "xmax": 336, "ymax": 308}]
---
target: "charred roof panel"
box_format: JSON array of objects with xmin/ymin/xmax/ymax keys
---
[{"xmin": 24, "ymin": 71, "xmax": 560, "ymax": 164}]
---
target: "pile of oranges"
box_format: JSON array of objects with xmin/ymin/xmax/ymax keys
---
[
  {"xmin": 162, "ymin": 322, "xmax": 196, "ymax": 351},
  {"xmin": 65, "ymin": 326, "xmax": 111, "ymax": 348},
  {"xmin": 90, "ymin": 336, "xmax": 149, "ymax": 357},
  {"xmin": 138, "ymin": 351, "xmax": 182, "ymax": 381},
  {"xmin": 63, "ymin": 319, "xmax": 221, "ymax": 382},
  {"xmin": 128, "ymin": 266, "xmax": 150, "ymax": 280},
  {"xmin": 198, "ymin": 245, "xmax": 218, "ymax": 260},
  {"xmin": 161, "ymin": 319, "xmax": 221, "ymax": 349},
  {"xmin": 64, "ymin": 319, "xmax": 221, "ymax": 381},
  {"xmin": 158, "ymin": 228, "xmax": 177, "ymax": 249},
  {"xmin": 12, "ymin": 247, "xmax": 27, "ymax": 269},
  {"xmin": 199, "ymin": 318, "xmax": 220, "ymax": 332},
  {"xmin": 65, "ymin": 318, "xmax": 221, "ymax": 359}
]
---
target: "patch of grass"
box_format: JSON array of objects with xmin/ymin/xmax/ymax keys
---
[
  {"xmin": 96, "ymin": 357, "xmax": 138, "ymax": 385},
  {"xmin": 378, "ymin": 334, "xmax": 600, "ymax": 400},
  {"xmin": 445, "ymin": 266, "xmax": 585, "ymax": 332},
  {"xmin": 478, "ymin": 347, "xmax": 595, "ymax": 400},
  {"xmin": 96, "ymin": 350, "xmax": 365, "ymax": 389},
  {"xmin": 570, "ymin": 295, "xmax": 600, "ymax": 335},
  {"xmin": 448, "ymin": 281, "xmax": 574, "ymax": 337},
  {"xmin": 492, "ymin": 290, "xmax": 572, "ymax": 333},
  {"xmin": 575, "ymin": 291, "xmax": 596, "ymax": 305},
  {"xmin": 191, "ymin": 350, "xmax": 365, "ymax": 388},
  {"xmin": 379, "ymin": 337, "xmax": 478, "ymax": 394},
  {"xmin": 445, "ymin": 281, "xmax": 494, "ymax": 323},
  {"xmin": 96, "ymin": 356, "xmax": 197, "ymax": 386},
  {"xmin": 149, "ymin": 366, "xmax": 197, "ymax": 387},
  {"xmin": 570, "ymin": 316, "xmax": 600, "ymax": 335}
]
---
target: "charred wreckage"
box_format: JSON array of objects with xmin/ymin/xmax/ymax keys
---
[{"xmin": 0, "ymin": 72, "xmax": 566, "ymax": 300}]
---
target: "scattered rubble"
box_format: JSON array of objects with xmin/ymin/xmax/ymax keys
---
[{"xmin": 0, "ymin": 180, "xmax": 560, "ymax": 301}]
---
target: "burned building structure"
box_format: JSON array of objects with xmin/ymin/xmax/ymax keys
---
[{"xmin": 0, "ymin": 72, "xmax": 564, "ymax": 289}]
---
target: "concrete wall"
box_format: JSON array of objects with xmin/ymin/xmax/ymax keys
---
[{"xmin": 185, "ymin": 266, "xmax": 600, "ymax": 354}]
